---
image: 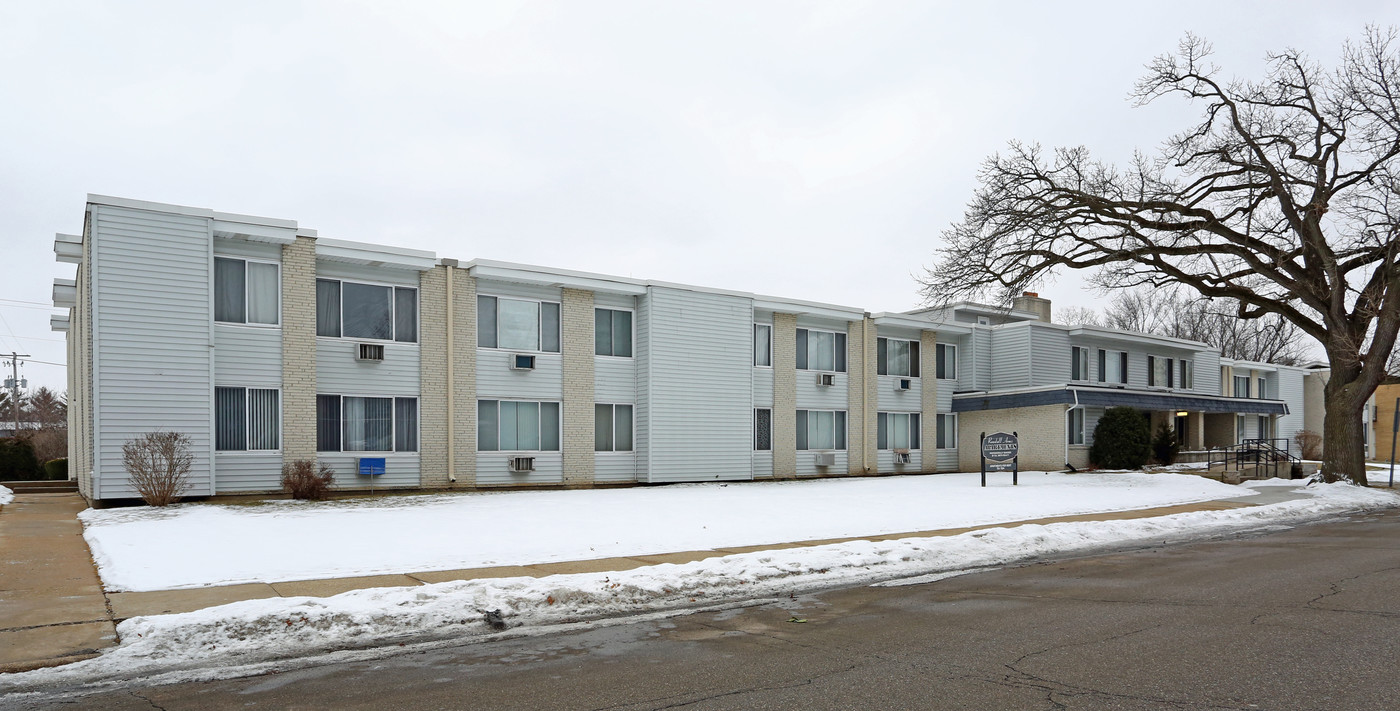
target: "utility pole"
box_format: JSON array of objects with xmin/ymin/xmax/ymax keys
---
[{"xmin": 3, "ymin": 353, "xmax": 29, "ymax": 439}]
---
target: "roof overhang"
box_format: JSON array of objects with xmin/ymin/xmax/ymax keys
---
[
  {"xmin": 54, "ymin": 233, "xmax": 82, "ymax": 264},
  {"xmin": 317, "ymin": 238, "xmax": 437, "ymax": 271},
  {"xmin": 870, "ymin": 312, "xmax": 972, "ymax": 335},
  {"xmin": 467, "ymin": 260, "xmax": 648, "ymax": 295},
  {"xmin": 1063, "ymin": 325, "xmax": 1208, "ymax": 350},
  {"xmin": 52, "ymin": 278, "xmax": 76, "ymax": 309},
  {"xmin": 952, "ymin": 385, "xmax": 1288, "ymax": 416},
  {"xmin": 50, "ymin": 312, "xmax": 70, "ymax": 332}
]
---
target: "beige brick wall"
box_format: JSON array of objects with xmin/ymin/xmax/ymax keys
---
[
  {"xmin": 920, "ymin": 329, "xmax": 938, "ymax": 473},
  {"xmin": 451, "ymin": 271, "xmax": 478, "ymax": 487},
  {"xmin": 562, "ymin": 288, "xmax": 595, "ymax": 487},
  {"xmin": 958, "ymin": 404, "xmax": 1069, "ymax": 473},
  {"xmin": 772, "ymin": 313, "xmax": 797, "ymax": 478},
  {"xmin": 280, "ymin": 236, "xmax": 317, "ymax": 466},
  {"xmin": 418, "ymin": 265, "xmax": 449, "ymax": 487},
  {"xmin": 846, "ymin": 318, "xmax": 867, "ymax": 474},
  {"xmin": 1376, "ymin": 383, "xmax": 1399, "ymax": 464}
]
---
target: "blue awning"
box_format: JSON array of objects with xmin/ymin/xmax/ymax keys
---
[{"xmin": 952, "ymin": 386, "xmax": 1288, "ymax": 415}]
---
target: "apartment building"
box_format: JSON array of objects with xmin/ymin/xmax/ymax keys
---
[{"xmin": 51, "ymin": 196, "xmax": 1330, "ymax": 503}]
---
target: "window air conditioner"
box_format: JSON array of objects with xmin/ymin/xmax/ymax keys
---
[
  {"xmin": 893, "ymin": 451, "xmax": 912, "ymax": 465},
  {"xmin": 816, "ymin": 372, "xmax": 836, "ymax": 387},
  {"xmin": 813, "ymin": 452, "xmax": 836, "ymax": 467},
  {"xmin": 896, "ymin": 378, "xmax": 912, "ymax": 391},
  {"xmin": 508, "ymin": 456, "xmax": 536, "ymax": 473},
  {"xmin": 356, "ymin": 343, "xmax": 385, "ymax": 362},
  {"xmin": 511, "ymin": 354, "xmax": 536, "ymax": 371}
]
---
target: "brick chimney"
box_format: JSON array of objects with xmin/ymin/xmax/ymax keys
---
[{"xmin": 1012, "ymin": 291, "xmax": 1052, "ymax": 323}]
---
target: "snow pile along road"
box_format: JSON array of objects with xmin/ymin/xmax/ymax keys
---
[
  {"xmin": 6, "ymin": 480, "xmax": 1393, "ymax": 690},
  {"xmin": 0, "ymin": 485, "xmax": 12, "ymax": 506}
]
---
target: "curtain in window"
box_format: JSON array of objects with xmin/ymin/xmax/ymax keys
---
[
  {"xmin": 316, "ymin": 280, "xmax": 341, "ymax": 337},
  {"xmin": 500, "ymin": 401, "xmax": 541, "ymax": 450},
  {"xmin": 796, "ymin": 410, "xmax": 808, "ymax": 450},
  {"xmin": 910, "ymin": 414, "xmax": 920, "ymax": 450},
  {"xmin": 394, "ymin": 288, "xmax": 417, "ymax": 343},
  {"xmin": 246, "ymin": 262, "xmax": 279, "ymax": 325},
  {"xmin": 877, "ymin": 412, "xmax": 888, "ymax": 450},
  {"xmin": 248, "ymin": 389, "xmax": 279, "ymax": 450},
  {"xmin": 478, "ymin": 400, "xmax": 498, "ymax": 451},
  {"xmin": 595, "ymin": 404, "xmax": 614, "ymax": 451},
  {"xmin": 891, "ymin": 413, "xmax": 910, "ymax": 450},
  {"xmin": 317, "ymin": 395, "xmax": 341, "ymax": 451},
  {"xmin": 835, "ymin": 411, "xmax": 847, "ymax": 450},
  {"xmin": 614, "ymin": 404, "xmax": 632, "ymax": 451},
  {"xmin": 595, "ymin": 311, "xmax": 613, "ymax": 357},
  {"xmin": 498, "ymin": 299, "xmax": 539, "ymax": 350},
  {"xmin": 877, "ymin": 338, "xmax": 888, "ymax": 376},
  {"xmin": 810, "ymin": 331, "xmax": 835, "ymax": 372},
  {"xmin": 214, "ymin": 258, "xmax": 246, "ymax": 323},
  {"xmin": 478, "ymin": 296, "xmax": 498, "ymax": 348},
  {"xmin": 344, "ymin": 396, "xmax": 392, "ymax": 451},
  {"xmin": 795, "ymin": 330, "xmax": 808, "ymax": 370},
  {"xmin": 611, "ymin": 310, "xmax": 631, "ymax": 357},
  {"xmin": 811, "ymin": 410, "xmax": 835, "ymax": 450},
  {"xmin": 215, "ymin": 387, "xmax": 246, "ymax": 451},
  {"xmin": 394, "ymin": 397, "xmax": 418, "ymax": 452},
  {"xmin": 889, "ymin": 340, "xmax": 910, "ymax": 378},
  {"xmin": 343, "ymin": 283, "xmax": 393, "ymax": 340},
  {"xmin": 754, "ymin": 325, "xmax": 771, "ymax": 366},
  {"xmin": 541, "ymin": 302, "xmax": 561, "ymax": 353},
  {"xmin": 540, "ymin": 402, "xmax": 560, "ymax": 451}
]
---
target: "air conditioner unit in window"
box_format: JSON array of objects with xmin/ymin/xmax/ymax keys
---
[
  {"xmin": 511, "ymin": 354, "xmax": 536, "ymax": 371},
  {"xmin": 893, "ymin": 450, "xmax": 911, "ymax": 465},
  {"xmin": 356, "ymin": 343, "xmax": 385, "ymax": 362},
  {"xmin": 896, "ymin": 378, "xmax": 912, "ymax": 391},
  {"xmin": 812, "ymin": 452, "xmax": 836, "ymax": 467},
  {"xmin": 508, "ymin": 456, "xmax": 535, "ymax": 473},
  {"xmin": 816, "ymin": 372, "xmax": 836, "ymax": 387}
]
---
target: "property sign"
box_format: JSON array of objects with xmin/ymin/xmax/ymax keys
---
[
  {"xmin": 980, "ymin": 431, "xmax": 1020, "ymax": 487},
  {"xmin": 358, "ymin": 458, "xmax": 386, "ymax": 477}
]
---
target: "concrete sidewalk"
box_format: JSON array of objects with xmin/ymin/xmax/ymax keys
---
[{"xmin": 0, "ymin": 490, "xmax": 1278, "ymax": 674}]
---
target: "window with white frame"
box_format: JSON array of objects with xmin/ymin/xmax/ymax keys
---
[
  {"xmin": 1233, "ymin": 375, "xmax": 1251, "ymax": 398},
  {"xmin": 1098, "ymin": 349, "xmax": 1127, "ymax": 384},
  {"xmin": 477, "ymin": 400, "xmax": 560, "ymax": 452},
  {"xmin": 595, "ymin": 309, "xmax": 633, "ymax": 357},
  {"xmin": 214, "ymin": 257, "xmax": 279, "ymax": 325},
  {"xmin": 877, "ymin": 412, "xmax": 921, "ymax": 450},
  {"xmin": 1257, "ymin": 415, "xmax": 1271, "ymax": 440},
  {"xmin": 1071, "ymin": 346, "xmax": 1090, "ymax": 381},
  {"xmin": 215, "ymin": 387, "xmax": 280, "ymax": 451},
  {"xmin": 935, "ymin": 343, "xmax": 957, "ymax": 380},
  {"xmin": 1179, "ymin": 359, "xmax": 1194, "ymax": 389},
  {"xmin": 315, "ymin": 279, "xmax": 417, "ymax": 342},
  {"xmin": 1067, "ymin": 408, "xmax": 1085, "ymax": 445},
  {"xmin": 754, "ymin": 325, "xmax": 772, "ymax": 367},
  {"xmin": 877, "ymin": 338, "xmax": 920, "ymax": 377},
  {"xmin": 1148, "ymin": 355, "xmax": 1175, "ymax": 387},
  {"xmin": 594, "ymin": 403, "xmax": 634, "ymax": 452},
  {"xmin": 315, "ymin": 395, "xmax": 417, "ymax": 452},
  {"xmin": 796, "ymin": 329, "xmax": 846, "ymax": 372},
  {"xmin": 754, "ymin": 408, "xmax": 772, "ymax": 451},
  {"xmin": 796, "ymin": 410, "xmax": 847, "ymax": 450},
  {"xmin": 1236, "ymin": 414, "xmax": 1248, "ymax": 442},
  {"xmin": 936, "ymin": 413, "xmax": 958, "ymax": 449},
  {"xmin": 1257, "ymin": 377, "xmax": 1267, "ymax": 400},
  {"xmin": 477, "ymin": 296, "xmax": 560, "ymax": 353}
]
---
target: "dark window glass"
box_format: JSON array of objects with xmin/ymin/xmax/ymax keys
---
[
  {"xmin": 795, "ymin": 329, "xmax": 808, "ymax": 370},
  {"xmin": 316, "ymin": 280, "xmax": 340, "ymax": 337},
  {"xmin": 541, "ymin": 302, "xmax": 561, "ymax": 353},
  {"xmin": 795, "ymin": 410, "xmax": 808, "ymax": 450},
  {"xmin": 755, "ymin": 409, "xmax": 772, "ymax": 451},
  {"xmin": 877, "ymin": 338, "xmax": 888, "ymax": 376},
  {"xmin": 394, "ymin": 397, "xmax": 418, "ymax": 452},
  {"xmin": 909, "ymin": 341, "xmax": 919, "ymax": 378},
  {"xmin": 478, "ymin": 296, "xmax": 497, "ymax": 348},
  {"xmin": 316, "ymin": 394, "xmax": 341, "ymax": 452},
  {"xmin": 835, "ymin": 333, "xmax": 847, "ymax": 372},
  {"xmin": 214, "ymin": 258, "xmax": 246, "ymax": 324},
  {"xmin": 394, "ymin": 288, "xmax": 417, "ymax": 343},
  {"xmin": 478, "ymin": 400, "xmax": 498, "ymax": 451},
  {"xmin": 343, "ymin": 283, "xmax": 393, "ymax": 340}
]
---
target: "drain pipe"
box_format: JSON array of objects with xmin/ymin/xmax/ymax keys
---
[{"xmin": 445, "ymin": 260, "xmax": 456, "ymax": 483}]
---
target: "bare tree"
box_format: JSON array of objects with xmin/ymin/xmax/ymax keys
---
[
  {"xmin": 122, "ymin": 431, "xmax": 194, "ymax": 506},
  {"xmin": 922, "ymin": 29, "xmax": 1400, "ymax": 484}
]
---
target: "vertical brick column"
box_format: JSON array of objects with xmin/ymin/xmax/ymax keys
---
[
  {"xmin": 280, "ymin": 235, "xmax": 317, "ymax": 465},
  {"xmin": 418, "ymin": 265, "xmax": 449, "ymax": 488},
  {"xmin": 846, "ymin": 319, "xmax": 865, "ymax": 475},
  {"xmin": 452, "ymin": 271, "xmax": 478, "ymax": 487},
  {"xmin": 561, "ymin": 288, "xmax": 595, "ymax": 487},
  {"xmin": 1188, "ymin": 411, "xmax": 1205, "ymax": 450},
  {"xmin": 861, "ymin": 317, "xmax": 878, "ymax": 473},
  {"xmin": 772, "ymin": 313, "xmax": 797, "ymax": 479},
  {"xmin": 921, "ymin": 330, "xmax": 938, "ymax": 473}
]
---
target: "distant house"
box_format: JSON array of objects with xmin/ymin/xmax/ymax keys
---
[{"xmin": 52, "ymin": 195, "xmax": 1336, "ymax": 503}]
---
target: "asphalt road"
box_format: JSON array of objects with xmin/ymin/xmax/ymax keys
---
[{"xmin": 11, "ymin": 509, "xmax": 1400, "ymax": 710}]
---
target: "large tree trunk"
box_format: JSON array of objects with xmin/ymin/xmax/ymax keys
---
[{"xmin": 1319, "ymin": 364, "xmax": 1373, "ymax": 485}]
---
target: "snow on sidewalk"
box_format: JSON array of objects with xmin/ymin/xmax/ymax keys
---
[
  {"xmin": 81, "ymin": 471, "xmax": 1255, "ymax": 592},
  {"xmin": 7, "ymin": 480, "xmax": 1394, "ymax": 690}
]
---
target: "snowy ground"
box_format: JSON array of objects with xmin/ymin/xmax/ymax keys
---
[
  {"xmin": 1367, "ymin": 461, "xmax": 1398, "ymax": 485},
  {"xmin": 5, "ymin": 478, "xmax": 1394, "ymax": 693},
  {"xmin": 81, "ymin": 471, "xmax": 1257, "ymax": 592},
  {"xmin": 0, "ymin": 485, "xmax": 12, "ymax": 506}
]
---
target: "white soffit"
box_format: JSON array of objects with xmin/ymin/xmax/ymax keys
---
[
  {"xmin": 54, "ymin": 233, "xmax": 82, "ymax": 264},
  {"xmin": 316, "ymin": 238, "xmax": 437, "ymax": 271},
  {"xmin": 50, "ymin": 312, "xmax": 70, "ymax": 332},
  {"xmin": 52, "ymin": 278, "xmax": 76, "ymax": 309}
]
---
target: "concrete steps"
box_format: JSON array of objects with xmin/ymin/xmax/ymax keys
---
[{"xmin": 2, "ymin": 480, "xmax": 79, "ymax": 494}]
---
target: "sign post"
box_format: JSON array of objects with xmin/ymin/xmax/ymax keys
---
[{"xmin": 980, "ymin": 431, "xmax": 1020, "ymax": 487}]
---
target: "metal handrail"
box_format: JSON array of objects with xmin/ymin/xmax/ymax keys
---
[{"xmin": 1208, "ymin": 439, "xmax": 1300, "ymax": 480}]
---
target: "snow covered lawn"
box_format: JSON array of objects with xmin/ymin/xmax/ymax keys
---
[{"xmin": 82, "ymin": 471, "xmax": 1255, "ymax": 592}]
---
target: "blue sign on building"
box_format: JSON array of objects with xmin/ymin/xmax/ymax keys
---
[{"xmin": 358, "ymin": 457, "xmax": 386, "ymax": 476}]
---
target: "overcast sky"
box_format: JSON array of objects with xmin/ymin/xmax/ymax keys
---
[{"xmin": 2, "ymin": 1, "xmax": 1395, "ymax": 391}]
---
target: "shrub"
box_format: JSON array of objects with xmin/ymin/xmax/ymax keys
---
[
  {"xmin": 0, "ymin": 438, "xmax": 41, "ymax": 480},
  {"xmin": 1151, "ymin": 423, "xmax": 1180, "ymax": 465},
  {"xmin": 122, "ymin": 431, "xmax": 193, "ymax": 506},
  {"xmin": 43, "ymin": 458, "xmax": 68, "ymax": 480},
  {"xmin": 1294, "ymin": 430, "xmax": 1322, "ymax": 460},
  {"xmin": 1089, "ymin": 407, "xmax": 1152, "ymax": 470},
  {"xmin": 282, "ymin": 460, "xmax": 335, "ymax": 500}
]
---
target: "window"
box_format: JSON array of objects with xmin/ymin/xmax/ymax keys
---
[
  {"xmin": 1179, "ymin": 359, "xmax": 1194, "ymax": 389},
  {"xmin": 1071, "ymin": 347, "xmax": 1090, "ymax": 381},
  {"xmin": 1236, "ymin": 414, "xmax": 1248, "ymax": 442},
  {"xmin": 315, "ymin": 279, "xmax": 417, "ymax": 342},
  {"xmin": 1098, "ymin": 349, "xmax": 1127, "ymax": 384},
  {"xmin": 795, "ymin": 410, "xmax": 847, "ymax": 450},
  {"xmin": 796, "ymin": 329, "xmax": 847, "ymax": 372},
  {"xmin": 595, "ymin": 309, "xmax": 633, "ymax": 357},
  {"xmin": 754, "ymin": 408, "xmax": 772, "ymax": 451},
  {"xmin": 477, "ymin": 400, "xmax": 561, "ymax": 452},
  {"xmin": 215, "ymin": 387, "xmax": 280, "ymax": 451},
  {"xmin": 937, "ymin": 413, "xmax": 958, "ymax": 449},
  {"xmin": 1257, "ymin": 415, "xmax": 1271, "ymax": 440},
  {"xmin": 877, "ymin": 338, "xmax": 920, "ymax": 377},
  {"xmin": 1067, "ymin": 408, "xmax": 1085, "ymax": 445},
  {"xmin": 594, "ymin": 404, "xmax": 634, "ymax": 452},
  {"xmin": 877, "ymin": 412, "xmax": 922, "ymax": 450},
  {"xmin": 1257, "ymin": 377, "xmax": 1267, "ymax": 400},
  {"xmin": 315, "ymin": 395, "xmax": 418, "ymax": 452},
  {"xmin": 754, "ymin": 325, "xmax": 772, "ymax": 367},
  {"xmin": 214, "ymin": 257, "xmax": 279, "ymax": 325},
  {"xmin": 1148, "ymin": 356, "xmax": 1174, "ymax": 387},
  {"xmin": 477, "ymin": 296, "xmax": 560, "ymax": 353},
  {"xmin": 1233, "ymin": 375, "xmax": 1251, "ymax": 398},
  {"xmin": 936, "ymin": 343, "xmax": 957, "ymax": 380}
]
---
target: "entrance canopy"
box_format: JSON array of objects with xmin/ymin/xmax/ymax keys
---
[{"xmin": 952, "ymin": 385, "xmax": 1288, "ymax": 415}]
